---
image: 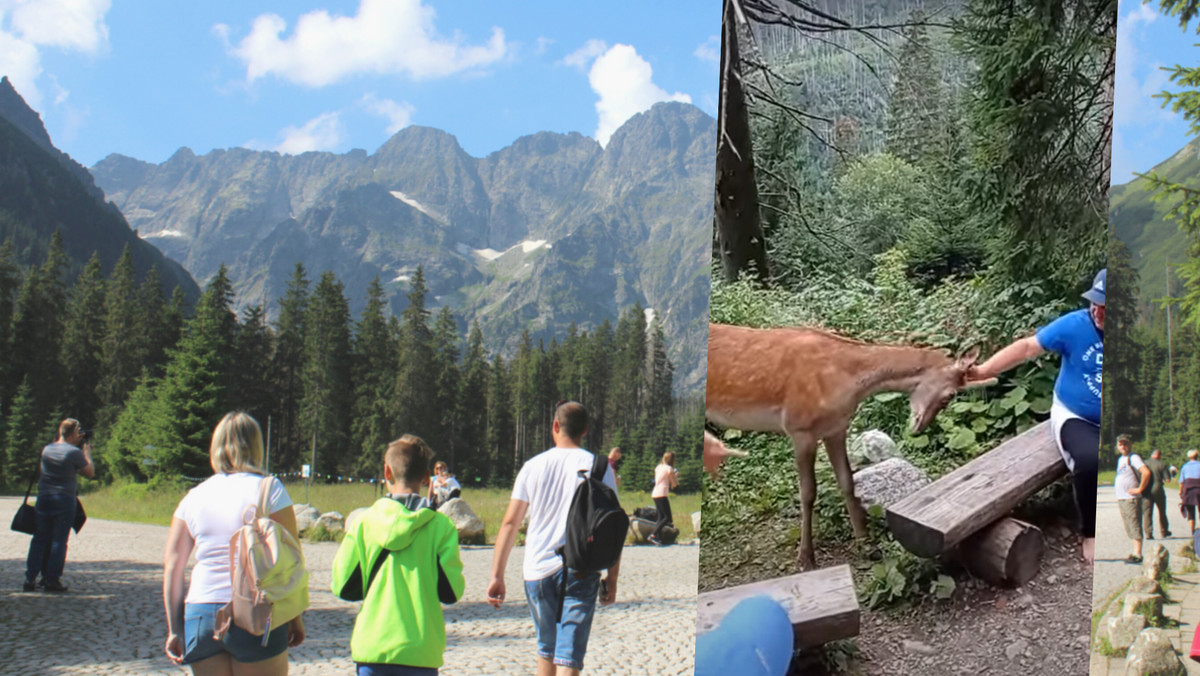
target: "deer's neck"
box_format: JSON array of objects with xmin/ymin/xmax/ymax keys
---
[{"xmin": 847, "ymin": 343, "xmax": 947, "ymax": 397}]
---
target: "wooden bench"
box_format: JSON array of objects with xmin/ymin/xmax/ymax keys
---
[
  {"xmin": 885, "ymin": 421, "xmax": 1065, "ymax": 559},
  {"xmin": 695, "ymin": 564, "xmax": 860, "ymax": 649}
]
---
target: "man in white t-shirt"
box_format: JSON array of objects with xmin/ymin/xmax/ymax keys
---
[
  {"xmin": 487, "ymin": 401, "xmax": 620, "ymax": 676},
  {"xmin": 1114, "ymin": 434, "xmax": 1151, "ymax": 564}
]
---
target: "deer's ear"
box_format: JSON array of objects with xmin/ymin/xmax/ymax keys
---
[{"xmin": 957, "ymin": 346, "xmax": 981, "ymax": 367}]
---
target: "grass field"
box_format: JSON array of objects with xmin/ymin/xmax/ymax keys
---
[{"xmin": 76, "ymin": 480, "xmax": 701, "ymax": 545}]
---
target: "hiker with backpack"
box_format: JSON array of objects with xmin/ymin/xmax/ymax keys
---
[
  {"xmin": 163, "ymin": 412, "xmax": 307, "ymax": 674},
  {"xmin": 487, "ymin": 401, "xmax": 627, "ymax": 676},
  {"xmin": 331, "ymin": 434, "xmax": 466, "ymax": 675}
]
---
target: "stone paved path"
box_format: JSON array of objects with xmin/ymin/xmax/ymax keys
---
[
  {"xmin": 1092, "ymin": 485, "xmax": 1186, "ymax": 612},
  {"xmin": 0, "ymin": 497, "xmax": 697, "ymax": 675}
]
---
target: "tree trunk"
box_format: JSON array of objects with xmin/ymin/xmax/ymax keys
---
[
  {"xmin": 958, "ymin": 517, "xmax": 1045, "ymax": 587},
  {"xmin": 714, "ymin": 0, "xmax": 769, "ymax": 284}
]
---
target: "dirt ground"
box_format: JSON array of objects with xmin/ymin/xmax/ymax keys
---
[{"xmin": 699, "ymin": 483, "xmax": 1092, "ymax": 675}]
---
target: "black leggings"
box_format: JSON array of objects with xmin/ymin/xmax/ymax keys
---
[
  {"xmin": 652, "ymin": 497, "xmax": 674, "ymax": 539},
  {"xmin": 1059, "ymin": 418, "xmax": 1099, "ymax": 538}
]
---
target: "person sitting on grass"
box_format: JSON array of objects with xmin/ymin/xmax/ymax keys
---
[
  {"xmin": 332, "ymin": 435, "xmax": 466, "ymax": 676},
  {"xmin": 1180, "ymin": 449, "xmax": 1200, "ymax": 534}
]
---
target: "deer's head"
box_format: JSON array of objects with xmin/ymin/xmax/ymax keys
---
[{"xmin": 908, "ymin": 346, "xmax": 988, "ymax": 433}]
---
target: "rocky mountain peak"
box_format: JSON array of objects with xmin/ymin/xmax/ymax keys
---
[{"xmin": 0, "ymin": 76, "xmax": 55, "ymax": 154}]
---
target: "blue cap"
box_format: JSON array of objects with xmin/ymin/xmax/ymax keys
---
[
  {"xmin": 1082, "ymin": 269, "xmax": 1105, "ymax": 306},
  {"xmin": 696, "ymin": 595, "xmax": 794, "ymax": 676}
]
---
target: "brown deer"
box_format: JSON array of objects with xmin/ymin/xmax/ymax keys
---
[{"xmin": 706, "ymin": 323, "xmax": 989, "ymax": 570}]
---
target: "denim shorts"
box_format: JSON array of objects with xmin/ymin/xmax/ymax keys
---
[
  {"xmin": 356, "ymin": 664, "xmax": 438, "ymax": 676},
  {"xmin": 182, "ymin": 602, "xmax": 289, "ymax": 665},
  {"xmin": 524, "ymin": 568, "xmax": 601, "ymax": 670}
]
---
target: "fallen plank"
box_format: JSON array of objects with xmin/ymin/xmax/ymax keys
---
[
  {"xmin": 958, "ymin": 517, "xmax": 1045, "ymax": 587},
  {"xmin": 695, "ymin": 564, "xmax": 859, "ymax": 649},
  {"xmin": 885, "ymin": 421, "xmax": 1065, "ymax": 557}
]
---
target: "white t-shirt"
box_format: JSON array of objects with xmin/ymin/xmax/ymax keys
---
[
  {"xmin": 651, "ymin": 464, "xmax": 675, "ymax": 498},
  {"xmin": 173, "ymin": 472, "xmax": 293, "ymax": 604},
  {"xmin": 512, "ymin": 447, "xmax": 618, "ymax": 581},
  {"xmin": 1115, "ymin": 454, "xmax": 1146, "ymax": 501},
  {"xmin": 433, "ymin": 475, "xmax": 461, "ymax": 502}
]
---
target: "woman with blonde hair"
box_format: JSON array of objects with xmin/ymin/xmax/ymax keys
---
[
  {"xmin": 649, "ymin": 451, "xmax": 679, "ymax": 546},
  {"xmin": 163, "ymin": 412, "xmax": 305, "ymax": 675}
]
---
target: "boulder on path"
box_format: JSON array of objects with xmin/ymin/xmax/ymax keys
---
[
  {"xmin": 1143, "ymin": 543, "xmax": 1170, "ymax": 581},
  {"xmin": 630, "ymin": 517, "xmax": 678, "ymax": 545},
  {"xmin": 1126, "ymin": 628, "xmax": 1185, "ymax": 676},
  {"xmin": 1122, "ymin": 592, "xmax": 1165, "ymax": 624},
  {"xmin": 293, "ymin": 504, "xmax": 321, "ymax": 533},
  {"xmin": 346, "ymin": 507, "xmax": 370, "ymax": 533},
  {"xmin": 439, "ymin": 498, "xmax": 486, "ymax": 545},
  {"xmin": 1127, "ymin": 576, "xmax": 1162, "ymax": 597},
  {"xmin": 692, "ymin": 511, "xmax": 701, "ymax": 536},
  {"xmin": 853, "ymin": 458, "xmax": 930, "ymax": 509},
  {"xmin": 1098, "ymin": 613, "xmax": 1147, "ymax": 653},
  {"xmin": 849, "ymin": 430, "xmax": 897, "ymax": 470},
  {"xmin": 315, "ymin": 511, "xmax": 345, "ymax": 533}
]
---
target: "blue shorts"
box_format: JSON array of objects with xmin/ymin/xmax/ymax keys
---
[
  {"xmin": 182, "ymin": 602, "xmax": 289, "ymax": 665},
  {"xmin": 524, "ymin": 568, "xmax": 601, "ymax": 670},
  {"xmin": 357, "ymin": 664, "xmax": 438, "ymax": 676}
]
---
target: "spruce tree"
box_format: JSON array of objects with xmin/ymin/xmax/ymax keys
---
[
  {"xmin": 457, "ymin": 321, "xmax": 489, "ymax": 482},
  {"xmin": 300, "ymin": 271, "xmax": 353, "ymax": 477},
  {"xmin": 431, "ymin": 306, "xmax": 461, "ymax": 466},
  {"xmin": 97, "ymin": 247, "xmax": 144, "ymax": 426},
  {"xmin": 60, "ymin": 253, "xmax": 106, "ymax": 424},
  {"xmin": 350, "ymin": 277, "xmax": 397, "ymax": 476},
  {"xmin": 231, "ymin": 305, "xmax": 275, "ymax": 422},
  {"xmin": 0, "ymin": 239, "xmax": 20, "ymax": 409},
  {"xmin": 272, "ymin": 263, "xmax": 310, "ymax": 470},
  {"xmin": 3, "ymin": 378, "xmax": 38, "ymax": 486},
  {"xmin": 395, "ymin": 267, "xmax": 436, "ymax": 440}
]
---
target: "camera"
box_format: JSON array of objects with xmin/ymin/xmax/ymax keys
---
[{"xmin": 80, "ymin": 428, "xmax": 94, "ymax": 444}]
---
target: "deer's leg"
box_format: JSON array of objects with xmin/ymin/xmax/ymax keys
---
[
  {"xmin": 825, "ymin": 429, "xmax": 867, "ymax": 539},
  {"xmin": 790, "ymin": 431, "xmax": 819, "ymax": 571}
]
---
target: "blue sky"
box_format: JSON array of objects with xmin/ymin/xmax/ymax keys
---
[
  {"xmin": 0, "ymin": 0, "xmax": 720, "ymax": 167},
  {"xmin": 1113, "ymin": 0, "xmax": 1200, "ymax": 184}
]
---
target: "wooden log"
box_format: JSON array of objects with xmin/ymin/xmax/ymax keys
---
[
  {"xmin": 696, "ymin": 564, "xmax": 859, "ymax": 649},
  {"xmin": 885, "ymin": 421, "xmax": 1064, "ymax": 557},
  {"xmin": 957, "ymin": 517, "xmax": 1045, "ymax": 587}
]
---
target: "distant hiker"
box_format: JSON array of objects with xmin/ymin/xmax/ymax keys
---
[
  {"xmin": 23, "ymin": 418, "xmax": 94, "ymax": 593},
  {"xmin": 163, "ymin": 412, "xmax": 305, "ymax": 673},
  {"xmin": 1180, "ymin": 450, "xmax": 1200, "ymax": 533},
  {"xmin": 1114, "ymin": 434, "xmax": 1151, "ymax": 564},
  {"xmin": 487, "ymin": 401, "xmax": 621, "ymax": 676},
  {"xmin": 608, "ymin": 447, "xmax": 623, "ymax": 487},
  {"xmin": 967, "ymin": 269, "xmax": 1104, "ymax": 563},
  {"xmin": 332, "ymin": 435, "xmax": 466, "ymax": 675},
  {"xmin": 649, "ymin": 452, "xmax": 679, "ymax": 546},
  {"xmin": 427, "ymin": 461, "xmax": 461, "ymax": 510},
  {"xmin": 1143, "ymin": 449, "xmax": 1172, "ymax": 539}
]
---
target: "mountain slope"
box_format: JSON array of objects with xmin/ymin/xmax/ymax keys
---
[
  {"xmin": 0, "ymin": 79, "xmax": 199, "ymax": 301},
  {"xmin": 91, "ymin": 102, "xmax": 714, "ymax": 391},
  {"xmin": 1108, "ymin": 139, "xmax": 1200, "ymax": 311}
]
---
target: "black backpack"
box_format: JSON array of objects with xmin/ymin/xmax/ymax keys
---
[{"xmin": 555, "ymin": 453, "xmax": 629, "ymax": 620}]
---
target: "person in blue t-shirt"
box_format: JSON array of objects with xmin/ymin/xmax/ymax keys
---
[{"xmin": 967, "ymin": 269, "xmax": 1104, "ymax": 563}]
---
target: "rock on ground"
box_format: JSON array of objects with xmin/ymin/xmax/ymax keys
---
[
  {"xmin": 853, "ymin": 458, "xmax": 929, "ymax": 509},
  {"xmin": 1128, "ymin": 577, "xmax": 1162, "ymax": 596},
  {"xmin": 439, "ymin": 498, "xmax": 485, "ymax": 544},
  {"xmin": 1126, "ymin": 628, "xmax": 1186, "ymax": 676},
  {"xmin": 1122, "ymin": 592, "xmax": 1164, "ymax": 623},
  {"xmin": 849, "ymin": 430, "xmax": 897, "ymax": 470},
  {"xmin": 1099, "ymin": 613, "xmax": 1147, "ymax": 653},
  {"xmin": 316, "ymin": 511, "xmax": 345, "ymax": 533},
  {"xmin": 630, "ymin": 517, "xmax": 679, "ymax": 545},
  {"xmin": 1143, "ymin": 543, "xmax": 1170, "ymax": 581},
  {"xmin": 293, "ymin": 504, "xmax": 321, "ymax": 532},
  {"xmin": 345, "ymin": 507, "xmax": 369, "ymax": 533},
  {"xmin": 692, "ymin": 511, "xmax": 701, "ymax": 536}
]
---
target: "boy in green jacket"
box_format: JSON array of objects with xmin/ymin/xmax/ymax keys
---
[{"xmin": 332, "ymin": 434, "xmax": 466, "ymax": 675}]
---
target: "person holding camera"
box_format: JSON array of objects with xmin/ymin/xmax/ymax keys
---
[{"xmin": 23, "ymin": 419, "xmax": 94, "ymax": 593}]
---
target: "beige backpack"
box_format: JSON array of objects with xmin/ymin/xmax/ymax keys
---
[{"xmin": 214, "ymin": 477, "xmax": 309, "ymax": 640}]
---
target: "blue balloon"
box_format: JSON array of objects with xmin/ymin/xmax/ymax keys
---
[{"xmin": 695, "ymin": 595, "xmax": 793, "ymax": 676}]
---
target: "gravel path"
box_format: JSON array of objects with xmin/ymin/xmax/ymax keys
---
[
  {"xmin": 0, "ymin": 497, "xmax": 697, "ymax": 675},
  {"xmin": 1092, "ymin": 484, "xmax": 1188, "ymax": 612}
]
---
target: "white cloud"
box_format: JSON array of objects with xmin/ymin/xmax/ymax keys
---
[
  {"xmin": 222, "ymin": 0, "xmax": 509, "ymax": 87},
  {"xmin": 0, "ymin": 0, "xmax": 110, "ymax": 109},
  {"xmin": 562, "ymin": 39, "xmax": 607, "ymax": 69},
  {"xmin": 360, "ymin": 93, "xmax": 415, "ymax": 135},
  {"xmin": 588, "ymin": 44, "xmax": 691, "ymax": 146},
  {"xmin": 1112, "ymin": 0, "xmax": 1177, "ymax": 177},
  {"xmin": 274, "ymin": 112, "xmax": 345, "ymax": 154},
  {"xmin": 694, "ymin": 35, "xmax": 719, "ymax": 65},
  {"xmin": 535, "ymin": 36, "xmax": 553, "ymax": 56}
]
